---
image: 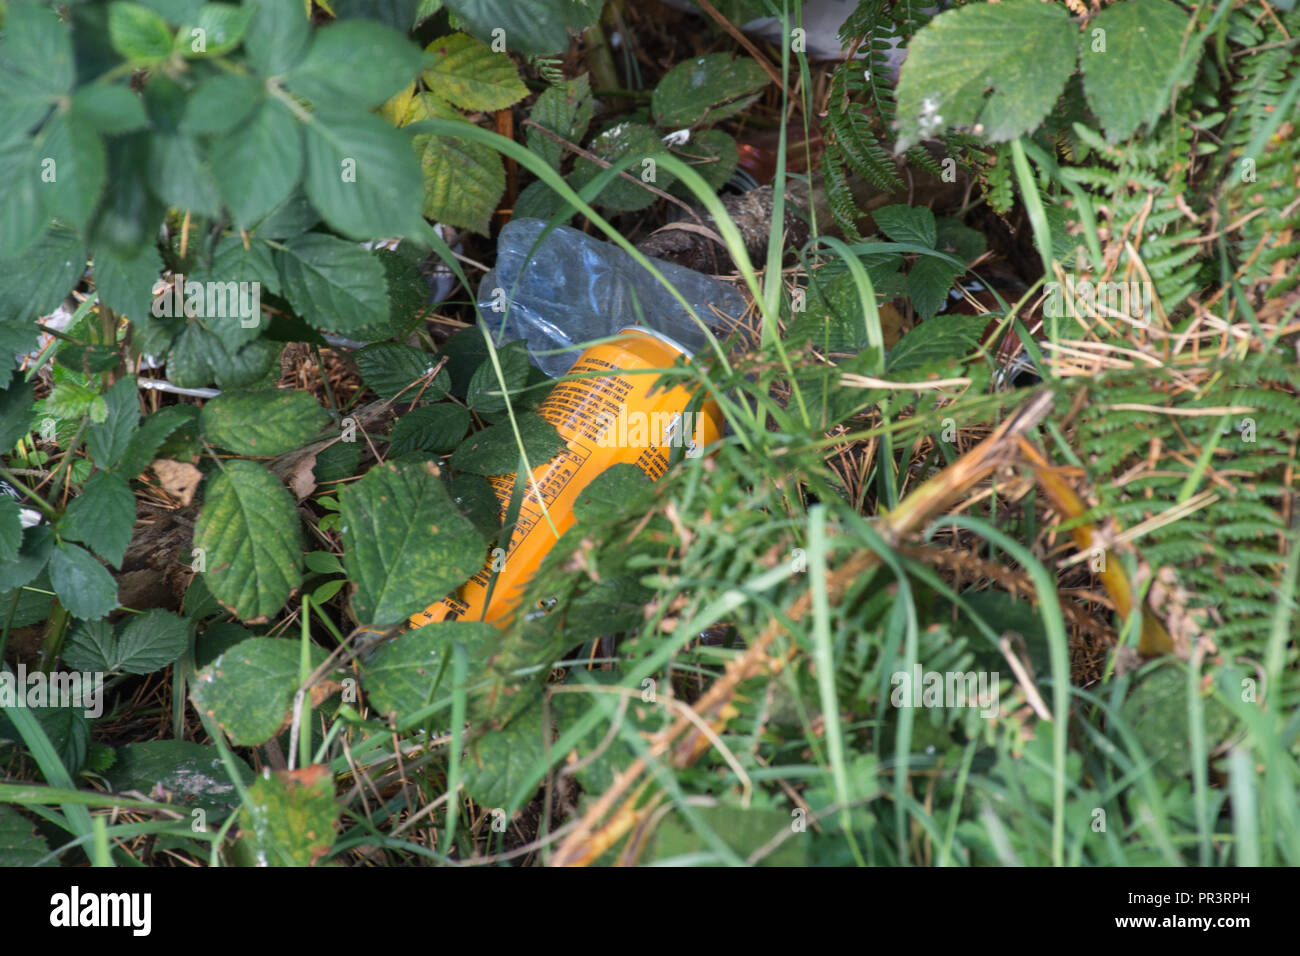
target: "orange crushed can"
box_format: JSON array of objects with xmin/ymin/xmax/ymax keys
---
[{"xmin": 408, "ymin": 327, "xmax": 723, "ymax": 629}]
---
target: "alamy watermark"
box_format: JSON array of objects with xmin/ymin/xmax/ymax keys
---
[
  {"xmin": 595, "ymin": 408, "xmax": 706, "ymax": 458},
  {"xmin": 891, "ymin": 665, "xmax": 999, "ymax": 719},
  {"xmin": 0, "ymin": 664, "xmax": 103, "ymax": 718},
  {"xmin": 151, "ymin": 273, "xmax": 261, "ymax": 328},
  {"xmin": 1044, "ymin": 275, "xmax": 1155, "ymax": 325}
]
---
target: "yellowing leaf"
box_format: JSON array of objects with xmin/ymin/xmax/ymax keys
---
[{"xmin": 423, "ymin": 32, "xmax": 528, "ymax": 112}]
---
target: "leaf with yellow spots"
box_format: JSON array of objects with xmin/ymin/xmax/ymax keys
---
[
  {"xmin": 191, "ymin": 637, "xmax": 331, "ymax": 745},
  {"xmin": 235, "ymin": 765, "xmax": 341, "ymax": 866}
]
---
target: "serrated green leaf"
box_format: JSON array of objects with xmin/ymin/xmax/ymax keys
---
[
  {"xmin": 651, "ymin": 53, "xmax": 768, "ymax": 129},
  {"xmin": 415, "ymin": 126, "xmax": 504, "ymax": 235},
  {"xmin": 464, "ymin": 699, "xmax": 546, "ymax": 809},
  {"xmin": 0, "ymin": 525, "xmax": 54, "ymax": 593},
  {"xmin": 527, "ymin": 74, "xmax": 593, "ymax": 171},
  {"xmin": 147, "ymin": 131, "xmax": 223, "ymax": 218},
  {"xmin": 181, "ymin": 74, "xmax": 261, "ymax": 135},
  {"xmin": 200, "ymin": 389, "xmax": 329, "ymax": 457},
  {"xmin": 389, "ymin": 404, "xmax": 469, "ymax": 456},
  {"xmin": 48, "ymin": 543, "xmax": 118, "ymax": 621},
  {"xmin": 423, "ymin": 33, "xmax": 528, "ymax": 112},
  {"xmin": 244, "ymin": 0, "xmax": 311, "ymax": 75},
  {"xmin": 572, "ymin": 463, "xmax": 652, "ymax": 524},
  {"xmin": 194, "ymin": 460, "xmax": 302, "ymax": 621},
  {"xmin": 0, "ymin": 499, "xmax": 22, "ymax": 563},
  {"xmin": 1080, "ymin": 0, "xmax": 1194, "ymax": 143},
  {"xmin": 105, "ymin": 741, "xmax": 253, "ymax": 816},
  {"xmin": 210, "ymin": 98, "xmax": 303, "ymax": 229},
  {"xmin": 894, "ymin": 0, "xmax": 1076, "ymax": 150},
  {"xmin": 886, "ymin": 314, "xmax": 984, "ymax": 375},
  {"xmin": 671, "ymin": 128, "xmax": 738, "ymax": 193},
  {"xmin": 0, "ymin": 1, "xmax": 73, "ymax": 148},
  {"xmin": 179, "ymin": 3, "xmax": 250, "ymax": 57},
  {"xmin": 449, "ymin": 413, "xmax": 564, "ymax": 475},
  {"xmin": 86, "ymin": 375, "xmax": 140, "ymax": 469},
  {"xmin": 117, "ymin": 405, "xmax": 198, "ymax": 479},
  {"xmin": 60, "ymin": 471, "xmax": 136, "ymax": 568},
  {"xmin": 873, "ymin": 204, "xmax": 937, "ymax": 248},
  {"xmin": 276, "ymin": 233, "xmax": 389, "ymax": 333},
  {"xmin": 192, "ymin": 637, "xmax": 327, "ymax": 745},
  {"xmin": 287, "ymin": 20, "xmax": 425, "ymax": 107},
  {"xmin": 0, "ymin": 224, "xmax": 86, "ymax": 327},
  {"xmin": 570, "ymin": 122, "xmax": 666, "ymax": 212},
  {"xmin": 0, "ymin": 139, "xmax": 45, "ymax": 260},
  {"xmin": 235, "ymin": 765, "xmax": 340, "ymax": 865},
  {"xmin": 0, "ymin": 370, "xmax": 35, "ymax": 453},
  {"xmin": 441, "ymin": 0, "xmax": 601, "ymax": 56},
  {"xmin": 340, "ymin": 459, "xmax": 484, "ymax": 627},
  {"xmin": 108, "ymin": 2, "xmax": 175, "ymax": 62},
  {"xmin": 35, "ymin": 112, "xmax": 105, "ymax": 234},
  {"xmin": 354, "ymin": 342, "xmax": 447, "ymax": 401},
  {"xmin": 907, "ymin": 256, "xmax": 962, "ymax": 321},
  {"xmin": 95, "ymin": 242, "xmax": 164, "ymax": 324},
  {"xmin": 361, "ymin": 620, "xmax": 496, "ymax": 720},
  {"xmin": 64, "ymin": 608, "xmax": 189, "ymax": 675},
  {"xmin": 303, "ymin": 109, "xmax": 426, "ymax": 241},
  {"xmin": 72, "ymin": 85, "xmax": 150, "ymax": 135},
  {"xmin": 167, "ymin": 326, "xmax": 279, "ymax": 390},
  {"xmin": 464, "ymin": 342, "xmax": 530, "ymax": 414},
  {"xmin": 0, "ymin": 805, "xmax": 53, "ymax": 867}
]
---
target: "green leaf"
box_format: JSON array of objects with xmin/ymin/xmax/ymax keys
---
[
  {"xmin": 108, "ymin": 2, "xmax": 175, "ymax": 62},
  {"xmin": 147, "ymin": 131, "xmax": 223, "ymax": 218},
  {"xmin": 0, "ymin": 804, "xmax": 53, "ymax": 867},
  {"xmin": 894, "ymin": 0, "xmax": 1077, "ymax": 150},
  {"xmin": 91, "ymin": 134, "xmax": 165, "ymax": 257},
  {"xmin": 64, "ymin": 608, "xmax": 189, "ymax": 675},
  {"xmin": 340, "ymin": 459, "xmax": 485, "ymax": 627},
  {"xmin": 671, "ymin": 128, "xmax": 738, "ymax": 193},
  {"xmin": 1080, "ymin": 0, "xmax": 1194, "ymax": 142},
  {"xmin": 312, "ymin": 440, "xmax": 361, "ymax": 485},
  {"xmin": 181, "ymin": 74, "xmax": 261, "ymax": 135},
  {"xmin": 0, "ymin": 224, "xmax": 86, "ymax": 327},
  {"xmin": 179, "ymin": 3, "xmax": 250, "ymax": 57},
  {"xmin": 886, "ymin": 314, "xmax": 985, "ymax": 375},
  {"xmin": 442, "ymin": 0, "xmax": 602, "ymax": 56},
  {"xmin": 651, "ymin": 53, "xmax": 769, "ymax": 129},
  {"xmin": 570, "ymin": 122, "xmax": 666, "ymax": 212},
  {"xmin": 464, "ymin": 700, "xmax": 546, "ymax": 809},
  {"xmin": 0, "ymin": 140, "xmax": 45, "ymax": 260},
  {"xmin": 422, "ymin": 33, "xmax": 528, "ymax": 112},
  {"xmin": 527, "ymin": 74, "xmax": 593, "ymax": 171},
  {"xmin": 0, "ymin": 525, "xmax": 54, "ymax": 593},
  {"xmin": 303, "ymin": 109, "xmax": 425, "ymax": 240},
  {"xmin": 200, "ymin": 389, "xmax": 329, "ymax": 457},
  {"xmin": 195, "ymin": 620, "xmax": 253, "ymax": 668},
  {"xmin": 192, "ymin": 637, "xmax": 327, "ymax": 746},
  {"xmin": 105, "ymin": 741, "xmax": 253, "ymax": 816},
  {"xmin": 361, "ymin": 620, "xmax": 496, "ymax": 720},
  {"xmin": 59, "ymin": 471, "xmax": 136, "ymax": 568},
  {"xmin": 199, "ymin": 233, "xmax": 281, "ymax": 297},
  {"xmin": 210, "ymin": 98, "xmax": 303, "ymax": 229},
  {"xmin": 276, "ymin": 233, "xmax": 389, "ymax": 333},
  {"xmin": 0, "ymin": 499, "xmax": 22, "ymax": 563},
  {"xmin": 117, "ymin": 405, "xmax": 198, "ymax": 480},
  {"xmin": 873, "ymin": 204, "xmax": 937, "ymax": 248},
  {"xmin": 235, "ymin": 765, "xmax": 340, "ymax": 865},
  {"xmin": 167, "ymin": 326, "xmax": 279, "ymax": 390},
  {"xmin": 464, "ymin": 341, "xmax": 530, "ymax": 415},
  {"xmin": 0, "ymin": 370, "xmax": 35, "ymax": 454},
  {"xmin": 0, "ymin": 0, "xmax": 74, "ymax": 147},
  {"xmin": 72, "ymin": 85, "xmax": 150, "ymax": 135},
  {"xmin": 244, "ymin": 0, "xmax": 311, "ymax": 75},
  {"xmin": 647, "ymin": 805, "xmax": 807, "ymax": 866},
  {"xmin": 48, "ymin": 543, "xmax": 119, "ymax": 621},
  {"xmin": 95, "ymin": 242, "xmax": 164, "ymax": 324},
  {"xmin": 38, "ymin": 109, "xmax": 106, "ymax": 232},
  {"xmin": 194, "ymin": 459, "xmax": 302, "ymax": 621},
  {"xmin": 87, "ymin": 375, "xmax": 140, "ymax": 470},
  {"xmin": 287, "ymin": 20, "xmax": 425, "ymax": 108},
  {"xmin": 907, "ymin": 256, "xmax": 962, "ymax": 321},
  {"xmin": 449, "ymin": 413, "xmax": 564, "ymax": 475},
  {"xmin": 354, "ymin": 342, "xmax": 446, "ymax": 401},
  {"xmin": 573, "ymin": 463, "xmax": 652, "ymax": 524},
  {"xmin": 415, "ymin": 124, "xmax": 504, "ymax": 235},
  {"xmin": 389, "ymin": 404, "xmax": 469, "ymax": 456}
]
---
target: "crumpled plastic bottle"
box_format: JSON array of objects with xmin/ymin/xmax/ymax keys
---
[{"xmin": 477, "ymin": 218, "xmax": 748, "ymax": 377}]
